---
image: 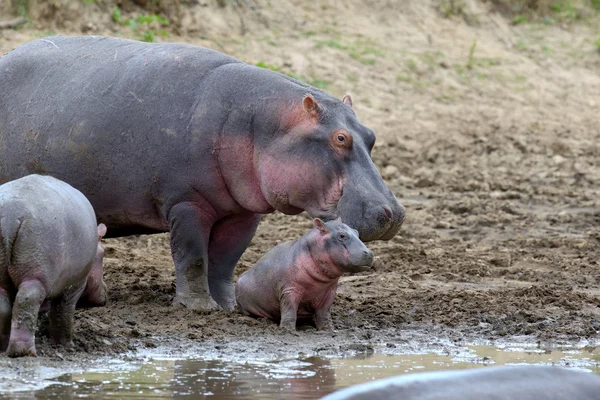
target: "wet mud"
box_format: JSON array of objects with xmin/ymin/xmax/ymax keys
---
[{"xmin": 0, "ymin": 0, "xmax": 598, "ymax": 365}]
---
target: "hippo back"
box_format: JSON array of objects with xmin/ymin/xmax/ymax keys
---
[
  {"xmin": 0, "ymin": 175, "xmax": 98, "ymax": 287},
  {"xmin": 320, "ymin": 366, "xmax": 600, "ymax": 400}
]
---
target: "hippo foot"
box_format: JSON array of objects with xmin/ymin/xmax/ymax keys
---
[
  {"xmin": 174, "ymin": 295, "xmax": 221, "ymax": 311},
  {"xmin": 210, "ymin": 283, "xmax": 237, "ymax": 311},
  {"xmin": 7, "ymin": 341, "xmax": 37, "ymax": 358},
  {"xmin": 316, "ymin": 321, "xmax": 334, "ymax": 331},
  {"xmin": 50, "ymin": 337, "xmax": 74, "ymax": 348},
  {"xmin": 279, "ymin": 322, "xmax": 297, "ymax": 332},
  {"xmin": 215, "ymin": 298, "xmax": 236, "ymax": 312}
]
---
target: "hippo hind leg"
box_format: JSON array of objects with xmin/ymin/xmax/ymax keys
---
[
  {"xmin": 49, "ymin": 278, "xmax": 86, "ymax": 348},
  {"xmin": 0, "ymin": 290, "xmax": 11, "ymax": 351},
  {"xmin": 7, "ymin": 280, "xmax": 46, "ymax": 357},
  {"xmin": 169, "ymin": 202, "xmax": 219, "ymax": 311}
]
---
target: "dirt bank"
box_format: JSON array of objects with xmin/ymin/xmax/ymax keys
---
[{"xmin": 0, "ymin": 0, "xmax": 598, "ymax": 361}]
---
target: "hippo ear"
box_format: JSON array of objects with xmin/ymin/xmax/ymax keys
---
[
  {"xmin": 342, "ymin": 95, "xmax": 353, "ymax": 108},
  {"xmin": 335, "ymin": 217, "xmax": 342, "ymax": 223},
  {"xmin": 313, "ymin": 218, "xmax": 329, "ymax": 234},
  {"xmin": 303, "ymin": 95, "xmax": 320, "ymax": 118},
  {"xmin": 97, "ymin": 223, "xmax": 107, "ymax": 239}
]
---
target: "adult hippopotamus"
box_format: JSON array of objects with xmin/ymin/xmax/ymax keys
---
[
  {"xmin": 236, "ymin": 218, "xmax": 373, "ymax": 331},
  {"xmin": 0, "ymin": 175, "xmax": 107, "ymax": 357},
  {"xmin": 0, "ymin": 36, "xmax": 405, "ymax": 311},
  {"xmin": 320, "ymin": 365, "xmax": 600, "ymax": 400}
]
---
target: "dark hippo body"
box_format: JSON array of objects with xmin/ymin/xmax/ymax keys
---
[
  {"xmin": 236, "ymin": 218, "xmax": 373, "ymax": 330},
  {"xmin": 0, "ymin": 175, "xmax": 107, "ymax": 357},
  {"xmin": 0, "ymin": 36, "xmax": 404, "ymax": 311},
  {"xmin": 320, "ymin": 365, "xmax": 600, "ymax": 400}
]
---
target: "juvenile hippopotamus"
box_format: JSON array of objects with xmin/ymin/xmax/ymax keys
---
[
  {"xmin": 0, "ymin": 36, "xmax": 404, "ymax": 311},
  {"xmin": 236, "ymin": 218, "xmax": 373, "ymax": 330},
  {"xmin": 320, "ymin": 365, "xmax": 600, "ymax": 400},
  {"xmin": 0, "ymin": 175, "xmax": 107, "ymax": 357}
]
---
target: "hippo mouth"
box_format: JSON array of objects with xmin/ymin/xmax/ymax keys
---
[{"xmin": 345, "ymin": 264, "xmax": 372, "ymax": 273}]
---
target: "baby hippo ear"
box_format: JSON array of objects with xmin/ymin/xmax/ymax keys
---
[
  {"xmin": 97, "ymin": 223, "xmax": 107, "ymax": 239},
  {"xmin": 342, "ymin": 95, "xmax": 353, "ymax": 108},
  {"xmin": 313, "ymin": 218, "xmax": 329, "ymax": 234}
]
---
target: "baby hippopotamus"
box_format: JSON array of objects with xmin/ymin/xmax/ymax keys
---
[
  {"xmin": 0, "ymin": 174, "xmax": 107, "ymax": 357},
  {"xmin": 236, "ymin": 218, "xmax": 373, "ymax": 331}
]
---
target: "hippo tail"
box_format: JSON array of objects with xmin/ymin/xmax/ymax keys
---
[{"xmin": 0, "ymin": 216, "xmax": 22, "ymax": 265}]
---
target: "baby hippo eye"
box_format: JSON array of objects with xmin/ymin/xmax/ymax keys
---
[{"xmin": 338, "ymin": 232, "xmax": 348, "ymax": 241}]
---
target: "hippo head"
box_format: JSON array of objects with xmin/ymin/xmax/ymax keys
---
[
  {"xmin": 313, "ymin": 218, "xmax": 374, "ymax": 273},
  {"xmin": 77, "ymin": 223, "xmax": 108, "ymax": 309},
  {"xmin": 257, "ymin": 93, "xmax": 405, "ymax": 242}
]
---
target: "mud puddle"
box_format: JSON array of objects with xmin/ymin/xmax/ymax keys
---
[{"xmin": 2, "ymin": 343, "xmax": 599, "ymax": 399}]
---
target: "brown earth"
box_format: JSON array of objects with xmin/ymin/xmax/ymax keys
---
[{"xmin": 0, "ymin": 0, "xmax": 599, "ymax": 360}]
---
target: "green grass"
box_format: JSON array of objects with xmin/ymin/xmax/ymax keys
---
[
  {"xmin": 512, "ymin": 14, "xmax": 529, "ymax": 24},
  {"xmin": 315, "ymin": 38, "xmax": 383, "ymax": 65},
  {"xmin": 141, "ymin": 31, "xmax": 155, "ymax": 43},
  {"xmin": 541, "ymin": 44, "xmax": 554, "ymax": 54},
  {"xmin": 112, "ymin": 7, "xmax": 122, "ymax": 23},
  {"xmin": 466, "ymin": 40, "xmax": 477, "ymax": 69},
  {"xmin": 255, "ymin": 61, "xmax": 330, "ymax": 89},
  {"xmin": 14, "ymin": 0, "xmax": 29, "ymax": 17},
  {"xmin": 255, "ymin": 61, "xmax": 281, "ymax": 72},
  {"xmin": 109, "ymin": 9, "xmax": 171, "ymax": 43},
  {"xmin": 595, "ymin": 38, "xmax": 600, "ymax": 51},
  {"xmin": 515, "ymin": 39, "xmax": 528, "ymax": 50}
]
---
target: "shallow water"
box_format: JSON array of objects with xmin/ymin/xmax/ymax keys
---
[{"xmin": 4, "ymin": 345, "xmax": 600, "ymax": 399}]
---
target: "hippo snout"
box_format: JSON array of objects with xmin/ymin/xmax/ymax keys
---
[
  {"xmin": 347, "ymin": 247, "xmax": 374, "ymax": 272},
  {"xmin": 339, "ymin": 196, "xmax": 405, "ymax": 242}
]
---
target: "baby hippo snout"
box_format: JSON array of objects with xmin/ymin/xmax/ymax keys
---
[{"xmin": 347, "ymin": 244, "xmax": 374, "ymax": 272}]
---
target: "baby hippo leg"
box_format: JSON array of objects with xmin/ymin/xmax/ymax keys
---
[
  {"xmin": 314, "ymin": 289, "xmax": 336, "ymax": 331},
  {"xmin": 279, "ymin": 289, "xmax": 300, "ymax": 331},
  {"xmin": 49, "ymin": 278, "xmax": 86, "ymax": 347},
  {"xmin": 7, "ymin": 280, "xmax": 46, "ymax": 357},
  {"xmin": 0, "ymin": 290, "xmax": 11, "ymax": 351}
]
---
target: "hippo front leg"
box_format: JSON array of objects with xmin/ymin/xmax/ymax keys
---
[
  {"xmin": 7, "ymin": 280, "xmax": 46, "ymax": 357},
  {"xmin": 279, "ymin": 289, "xmax": 300, "ymax": 331},
  {"xmin": 208, "ymin": 213, "xmax": 261, "ymax": 311},
  {"xmin": 314, "ymin": 288, "xmax": 336, "ymax": 331},
  {"xmin": 49, "ymin": 279, "xmax": 86, "ymax": 347},
  {"xmin": 168, "ymin": 202, "xmax": 219, "ymax": 311}
]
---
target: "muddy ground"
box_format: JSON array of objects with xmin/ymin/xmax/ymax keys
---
[{"xmin": 0, "ymin": 0, "xmax": 599, "ymax": 363}]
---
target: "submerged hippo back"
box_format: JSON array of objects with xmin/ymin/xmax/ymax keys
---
[{"xmin": 0, "ymin": 175, "xmax": 98, "ymax": 288}]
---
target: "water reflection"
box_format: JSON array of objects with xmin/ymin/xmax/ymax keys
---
[{"xmin": 5, "ymin": 345, "xmax": 600, "ymax": 399}]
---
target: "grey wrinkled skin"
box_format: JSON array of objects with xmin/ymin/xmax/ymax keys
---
[
  {"xmin": 320, "ymin": 365, "xmax": 600, "ymax": 400},
  {"xmin": 0, "ymin": 175, "xmax": 107, "ymax": 357},
  {"xmin": 236, "ymin": 219, "xmax": 373, "ymax": 331},
  {"xmin": 0, "ymin": 36, "xmax": 404, "ymax": 311}
]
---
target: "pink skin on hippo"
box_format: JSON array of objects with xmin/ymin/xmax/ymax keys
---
[
  {"xmin": 235, "ymin": 218, "xmax": 373, "ymax": 331},
  {"xmin": 0, "ymin": 175, "xmax": 107, "ymax": 358},
  {"xmin": 0, "ymin": 36, "xmax": 404, "ymax": 312}
]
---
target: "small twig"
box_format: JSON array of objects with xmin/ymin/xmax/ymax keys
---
[{"xmin": 0, "ymin": 17, "xmax": 27, "ymax": 30}]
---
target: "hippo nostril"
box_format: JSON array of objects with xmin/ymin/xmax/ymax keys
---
[{"xmin": 383, "ymin": 206, "xmax": 393, "ymax": 220}]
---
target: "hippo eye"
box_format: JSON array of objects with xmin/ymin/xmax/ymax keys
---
[
  {"xmin": 332, "ymin": 131, "xmax": 352, "ymax": 149},
  {"xmin": 338, "ymin": 232, "xmax": 348, "ymax": 241}
]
